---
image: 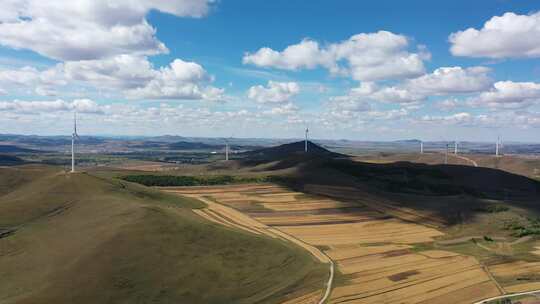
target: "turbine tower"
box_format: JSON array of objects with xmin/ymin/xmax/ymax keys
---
[
  {"xmin": 420, "ymin": 141, "xmax": 424, "ymax": 154},
  {"xmin": 71, "ymin": 112, "xmax": 79, "ymax": 173},
  {"xmin": 454, "ymin": 141, "xmax": 458, "ymax": 155},
  {"xmin": 225, "ymin": 138, "xmax": 229, "ymax": 161},
  {"xmin": 305, "ymin": 128, "xmax": 309, "ymax": 152},
  {"xmin": 496, "ymin": 135, "xmax": 503, "ymax": 157},
  {"xmin": 445, "ymin": 142, "xmax": 449, "ymax": 165}
]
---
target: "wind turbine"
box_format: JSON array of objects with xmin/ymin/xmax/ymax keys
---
[
  {"xmin": 454, "ymin": 141, "xmax": 458, "ymax": 155},
  {"xmin": 224, "ymin": 134, "xmax": 233, "ymax": 161},
  {"xmin": 420, "ymin": 140, "xmax": 424, "ymax": 154},
  {"xmin": 71, "ymin": 112, "xmax": 79, "ymax": 173},
  {"xmin": 305, "ymin": 127, "xmax": 309, "ymax": 152},
  {"xmin": 445, "ymin": 142, "xmax": 449, "ymax": 165},
  {"xmin": 224, "ymin": 138, "xmax": 230, "ymax": 161},
  {"xmin": 496, "ymin": 135, "xmax": 503, "ymax": 157}
]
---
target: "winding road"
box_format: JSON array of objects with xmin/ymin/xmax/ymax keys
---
[
  {"xmin": 473, "ymin": 289, "xmax": 540, "ymax": 304},
  {"xmin": 451, "ymin": 153, "xmax": 479, "ymax": 167}
]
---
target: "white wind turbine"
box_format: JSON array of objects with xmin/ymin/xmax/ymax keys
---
[
  {"xmin": 445, "ymin": 142, "xmax": 449, "ymax": 165},
  {"xmin": 439, "ymin": 134, "xmax": 449, "ymax": 165},
  {"xmin": 304, "ymin": 127, "xmax": 309, "ymax": 152},
  {"xmin": 71, "ymin": 112, "xmax": 80, "ymax": 173},
  {"xmin": 496, "ymin": 135, "xmax": 503, "ymax": 157},
  {"xmin": 225, "ymin": 138, "xmax": 230, "ymax": 161},
  {"xmin": 224, "ymin": 134, "xmax": 233, "ymax": 161}
]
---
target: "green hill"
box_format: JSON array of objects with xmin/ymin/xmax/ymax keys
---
[{"xmin": 0, "ymin": 166, "xmax": 325, "ymax": 304}]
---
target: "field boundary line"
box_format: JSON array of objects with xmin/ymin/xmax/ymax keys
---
[{"xmin": 480, "ymin": 264, "xmax": 505, "ymax": 296}]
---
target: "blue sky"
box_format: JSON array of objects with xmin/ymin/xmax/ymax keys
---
[{"xmin": 0, "ymin": 0, "xmax": 540, "ymax": 141}]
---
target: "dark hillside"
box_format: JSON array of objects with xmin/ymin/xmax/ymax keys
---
[
  {"xmin": 0, "ymin": 145, "xmax": 40, "ymax": 153},
  {"xmin": 320, "ymin": 160, "xmax": 540, "ymax": 199},
  {"xmin": 0, "ymin": 154, "xmax": 26, "ymax": 166}
]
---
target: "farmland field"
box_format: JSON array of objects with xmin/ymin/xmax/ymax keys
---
[{"xmin": 162, "ymin": 182, "xmax": 540, "ymax": 303}]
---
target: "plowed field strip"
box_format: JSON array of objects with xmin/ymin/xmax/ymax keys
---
[{"xmin": 330, "ymin": 268, "xmax": 493, "ymax": 304}]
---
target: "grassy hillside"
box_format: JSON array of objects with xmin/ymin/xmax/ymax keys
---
[{"xmin": 0, "ymin": 166, "xmax": 325, "ymax": 304}]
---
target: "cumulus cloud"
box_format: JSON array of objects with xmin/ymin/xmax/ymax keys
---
[
  {"xmin": 0, "ymin": 65, "xmax": 65, "ymax": 87},
  {"xmin": 405, "ymin": 66, "xmax": 492, "ymax": 95},
  {"xmin": 330, "ymin": 82, "xmax": 423, "ymax": 110},
  {"xmin": 420, "ymin": 112, "xmax": 473, "ymax": 124},
  {"xmin": 243, "ymin": 39, "xmax": 335, "ymax": 71},
  {"xmin": 0, "ymin": 98, "xmax": 103, "ymax": 114},
  {"xmin": 436, "ymin": 98, "xmax": 460, "ymax": 110},
  {"xmin": 328, "ymin": 66, "xmax": 492, "ymax": 112},
  {"xmin": 243, "ymin": 31, "xmax": 428, "ymax": 81},
  {"xmin": 0, "ymin": 55, "xmax": 225, "ymax": 101},
  {"xmin": 124, "ymin": 58, "xmax": 224, "ymax": 101},
  {"xmin": 264, "ymin": 103, "xmax": 299, "ymax": 115},
  {"xmin": 63, "ymin": 55, "xmax": 155, "ymax": 89},
  {"xmin": 247, "ymin": 81, "xmax": 300, "ymax": 103},
  {"xmin": 449, "ymin": 12, "xmax": 540, "ymax": 58},
  {"xmin": 0, "ymin": 0, "xmax": 213, "ymax": 61},
  {"xmin": 467, "ymin": 81, "xmax": 540, "ymax": 109}
]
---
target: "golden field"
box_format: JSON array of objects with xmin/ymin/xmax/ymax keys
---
[{"xmin": 164, "ymin": 183, "xmax": 539, "ymax": 303}]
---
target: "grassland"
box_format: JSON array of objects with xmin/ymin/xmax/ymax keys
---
[{"xmin": 0, "ymin": 165, "xmax": 326, "ymax": 304}]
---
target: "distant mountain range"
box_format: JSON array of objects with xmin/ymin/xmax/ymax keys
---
[
  {"xmin": 0, "ymin": 134, "xmax": 539, "ymax": 155},
  {"xmin": 0, "ymin": 145, "xmax": 41, "ymax": 153}
]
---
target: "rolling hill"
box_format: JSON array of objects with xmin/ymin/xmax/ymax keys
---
[
  {"xmin": 0, "ymin": 165, "xmax": 325, "ymax": 304},
  {"xmin": 242, "ymin": 141, "xmax": 342, "ymax": 160}
]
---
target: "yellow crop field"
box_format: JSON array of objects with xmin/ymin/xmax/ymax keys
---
[
  {"xmin": 504, "ymin": 282, "xmax": 540, "ymax": 293},
  {"xmin": 276, "ymin": 219, "xmax": 443, "ymax": 245},
  {"xmin": 163, "ymin": 183, "xmax": 508, "ymax": 304},
  {"xmin": 490, "ymin": 261, "xmax": 540, "ymax": 277}
]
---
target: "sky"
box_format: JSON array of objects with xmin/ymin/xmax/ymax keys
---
[{"xmin": 0, "ymin": 0, "xmax": 540, "ymax": 141}]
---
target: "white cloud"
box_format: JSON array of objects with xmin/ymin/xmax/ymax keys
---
[
  {"xmin": 369, "ymin": 86, "xmax": 424, "ymax": 104},
  {"xmin": 0, "ymin": 98, "xmax": 103, "ymax": 114},
  {"xmin": 405, "ymin": 66, "xmax": 492, "ymax": 95},
  {"xmin": 468, "ymin": 81, "xmax": 540, "ymax": 109},
  {"xmin": 420, "ymin": 112, "xmax": 473, "ymax": 124},
  {"xmin": 328, "ymin": 66, "xmax": 492, "ymax": 111},
  {"xmin": 449, "ymin": 12, "xmax": 540, "ymax": 58},
  {"xmin": 124, "ymin": 58, "xmax": 224, "ymax": 101},
  {"xmin": 366, "ymin": 108, "xmax": 409, "ymax": 121},
  {"xmin": 0, "ymin": 65, "xmax": 66, "ymax": 96},
  {"xmin": 0, "ymin": 65, "xmax": 65, "ymax": 87},
  {"xmin": 243, "ymin": 39, "xmax": 335, "ymax": 71},
  {"xmin": 0, "ymin": 0, "xmax": 213, "ymax": 61},
  {"xmin": 35, "ymin": 86, "xmax": 58, "ymax": 97},
  {"xmin": 0, "ymin": 55, "xmax": 225, "ymax": 101},
  {"xmin": 331, "ymin": 82, "xmax": 423, "ymax": 108},
  {"xmin": 63, "ymin": 55, "xmax": 155, "ymax": 89},
  {"xmin": 247, "ymin": 81, "xmax": 300, "ymax": 103},
  {"xmin": 436, "ymin": 98, "xmax": 460, "ymax": 110},
  {"xmin": 264, "ymin": 103, "xmax": 299, "ymax": 115},
  {"xmin": 243, "ymin": 31, "xmax": 428, "ymax": 81}
]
